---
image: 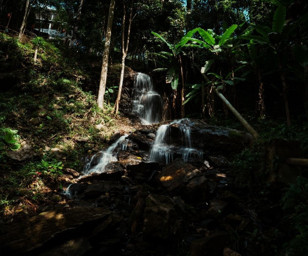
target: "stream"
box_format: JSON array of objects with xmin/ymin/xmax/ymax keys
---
[{"xmin": 0, "ymin": 73, "xmax": 253, "ymax": 256}]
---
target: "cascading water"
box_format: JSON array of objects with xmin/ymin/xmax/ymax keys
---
[
  {"xmin": 64, "ymin": 135, "xmax": 128, "ymax": 198},
  {"xmin": 149, "ymin": 118, "xmax": 203, "ymax": 164},
  {"xmin": 83, "ymin": 135, "xmax": 128, "ymax": 175},
  {"xmin": 132, "ymin": 73, "xmax": 162, "ymax": 125}
]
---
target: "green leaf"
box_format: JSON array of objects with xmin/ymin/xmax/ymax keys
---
[
  {"xmin": 218, "ymin": 24, "xmax": 238, "ymax": 46},
  {"xmin": 152, "ymin": 31, "xmax": 174, "ymax": 53},
  {"xmin": 208, "ymin": 72, "xmax": 223, "ymax": 79},
  {"xmin": 196, "ymin": 28, "xmax": 216, "ymax": 46},
  {"xmin": 152, "ymin": 68, "xmax": 168, "ymax": 72},
  {"xmin": 224, "ymin": 80, "xmax": 234, "ymax": 86},
  {"xmin": 175, "ymin": 28, "xmax": 199, "ymax": 50},
  {"xmin": 255, "ymin": 25, "xmax": 271, "ymax": 39},
  {"xmin": 272, "ymin": 5, "xmax": 286, "ymax": 33}
]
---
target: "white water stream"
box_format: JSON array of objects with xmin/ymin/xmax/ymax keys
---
[
  {"xmin": 64, "ymin": 135, "xmax": 128, "ymax": 198},
  {"xmin": 149, "ymin": 118, "xmax": 203, "ymax": 164},
  {"xmin": 132, "ymin": 73, "xmax": 162, "ymax": 125}
]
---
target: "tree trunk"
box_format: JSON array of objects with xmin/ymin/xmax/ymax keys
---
[
  {"xmin": 214, "ymin": 87, "xmax": 259, "ymax": 139},
  {"xmin": 6, "ymin": 13, "xmax": 12, "ymax": 31},
  {"xmin": 19, "ymin": 0, "xmax": 30, "ymax": 41},
  {"xmin": 278, "ymin": 59, "xmax": 291, "ymax": 126},
  {"xmin": 201, "ymin": 83, "xmax": 205, "ymax": 118},
  {"xmin": 257, "ymin": 68, "xmax": 266, "ymax": 119},
  {"xmin": 179, "ymin": 55, "xmax": 185, "ymax": 118},
  {"xmin": 72, "ymin": 0, "xmax": 84, "ymax": 41},
  {"xmin": 114, "ymin": 2, "xmax": 133, "ymax": 115},
  {"xmin": 34, "ymin": 47, "xmax": 38, "ymax": 62},
  {"xmin": 97, "ymin": 0, "xmax": 115, "ymax": 109}
]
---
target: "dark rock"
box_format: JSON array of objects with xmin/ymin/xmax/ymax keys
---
[
  {"xmin": 158, "ymin": 159, "xmax": 198, "ymax": 192},
  {"xmin": 143, "ymin": 194, "xmax": 183, "ymax": 240},
  {"xmin": 167, "ymin": 119, "xmax": 252, "ymax": 155},
  {"xmin": 127, "ymin": 162, "xmax": 161, "ymax": 182},
  {"xmin": 84, "ymin": 183, "xmax": 107, "ymax": 199},
  {"xmin": 128, "ymin": 132, "xmax": 153, "ymax": 151},
  {"xmin": 0, "ymin": 207, "xmax": 111, "ymax": 254},
  {"xmin": 183, "ymin": 175, "xmax": 208, "ymax": 203},
  {"xmin": 79, "ymin": 163, "xmax": 124, "ymax": 182},
  {"xmin": 209, "ymin": 155, "xmax": 230, "ymax": 167},
  {"xmin": 118, "ymin": 151, "xmax": 143, "ymax": 167},
  {"xmin": 66, "ymin": 183, "xmax": 88, "ymax": 198},
  {"xmin": 190, "ymin": 232, "xmax": 230, "ymax": 256}
]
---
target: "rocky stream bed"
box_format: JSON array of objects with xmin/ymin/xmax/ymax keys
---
[{"xmin": 0, "ymin": 119, "xmax": 259, "ymax": 256}]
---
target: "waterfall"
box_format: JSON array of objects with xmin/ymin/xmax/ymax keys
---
[
  {"xmin": 149, "ymin": 118, "xmax": 203, "ymax": 164},
  {"xmin": 64, "ymin": 135, "xmax": 128, "ymax": 199},
  {"xmin": 83, "ymin": 135, "xmax": 128, "ymax": 175},
  {"xmin": 132, "ymin": 73, "xmax": 162, "ymax": 125}
]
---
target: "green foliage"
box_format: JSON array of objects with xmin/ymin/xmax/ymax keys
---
[
  {"xmin": 25, "ymin": 157, "xmax": 64, "ymax": 179},
  {"xmin": 282, "ymin": 177, "xmax": 308, "ymax": 255},
  {"xmin": 218, "ymin": 24, "xmax": 238, "ymax": 46},
  {"xmin": 272, "ymin": 4, "xmax": 286, "ymax": 33},
  {"xmin": 31, "ymin": 37, "xmax": 44, "ymax": 47},
  {"xmin": 232, "ymin": 146, "xmax": 264, "ymax": 189},
  {"xmin": 0, "ymin": 128, "xmax": 21, "ymax": 161}
]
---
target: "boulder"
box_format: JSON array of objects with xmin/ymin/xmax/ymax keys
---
[
  {"xmin": 158, "ymin": 159, "xmax": 199, "ymax": 192},
  {"xmin": 143, "ymin": 194, "xmax": 184, "ymax": 240},
  {"xmin": 190, "ymin": 232, "xmax": 230, "ymax": 256},
  {"xmin": 167, "ymin": 119, "xmax": 252, "ymax": 155},
  {"xmin": 0, "ymin": 207, "xmax": 111, "ymax": 254}
]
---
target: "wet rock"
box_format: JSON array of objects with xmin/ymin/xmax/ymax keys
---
[
  {"xmin": 158, "ymin": 159, "xmax": 198, "ymax": 192},
  {"xmin": 79, "ymin": 163, "xmax": 124, "ymax": 182},
  {"xmin": 118, "ymin": 151, "xmax": 143, "ymax": 167},
  {"xmin": 143, "ymin": 194, "xmax": 183, "ymax": 240},
  {"xmin": 147, "ymin": 133, "xmax": 156, "ymax": 139},
  {"xmin": 167, "ymin": 119, "xmax": 252, "ymax": 155},
  {"xmin": 127, "ymin": 162, "xmax": 161, "ymax": 182},
  {"xmin": 128, "ymin": 131, "xmax": 153, "ymax": 151},
  {"xmin": 66, "ymin": 183, "xmax": 88, "ymax": 198}
]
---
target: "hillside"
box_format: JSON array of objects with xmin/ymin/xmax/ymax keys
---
[{"xmin": 0, "ymin": 33, "xmax": 135, "ymax": 217}]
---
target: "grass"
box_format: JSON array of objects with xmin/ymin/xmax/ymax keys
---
[{"xmin": 0, "ymin": 32, "xmax": 121, "ymax": 218}]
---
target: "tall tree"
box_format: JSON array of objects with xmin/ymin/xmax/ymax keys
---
[
  {"xmin": 114, "ymin": 1, "xmax": 134, "ymax": 115},
  {"xmin": 97, "ymin": 0, "xmax": 115, "ymax": 109},
  {"xmin": 18, "ymin": 0, "xmax": 31, "ymax": 40},
  {"xmin": 71, "ymin": 0, "xmax": 84, "ymax": 42}
]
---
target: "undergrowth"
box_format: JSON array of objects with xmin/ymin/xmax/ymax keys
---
[{"xmin": 0, "ymin": 32, "xmax": 118, "ymax": 217}]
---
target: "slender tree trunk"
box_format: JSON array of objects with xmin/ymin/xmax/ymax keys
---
[
  {"xmin": 305, "ymin": 67, "xmax": 308, "ymax": 118},
  {"xmin": 179, "ymin": 55, "xmax": 185, "ymax": 117},
  {"xmin": 278, "ymin": 59, "xmax": 291, "ymax": 126},
  {"xmin": 114, "ymin": 3, "xmax": 133, "ymax": 115},
  {"xmin": 5, "ymin": 13, "xmax": 12, "ymax": 31},
  {"xmin": 214, "ymin": 87, "xmax": 259, "ymax": 139},
  {"xmin": 72, "ymin": 0, "xmax": 84, "ymax": 41},
  {"xmin": 19, "ymin": 0, "xmax": 30, "ymax": 41},
  {"xmin": 257, "ymin": 68, "xmax": 266, "ymax": 119},
  {"xmin": 201, "ymin": 83, "xmax": 205, "ymax": 118},
  {"xmin": 97, "ymin": 0, "xmax": 115, "ymax": 109},
  {"xmin": 34, "ymin": 47, "xmax": 38, "ymax": 62}
]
